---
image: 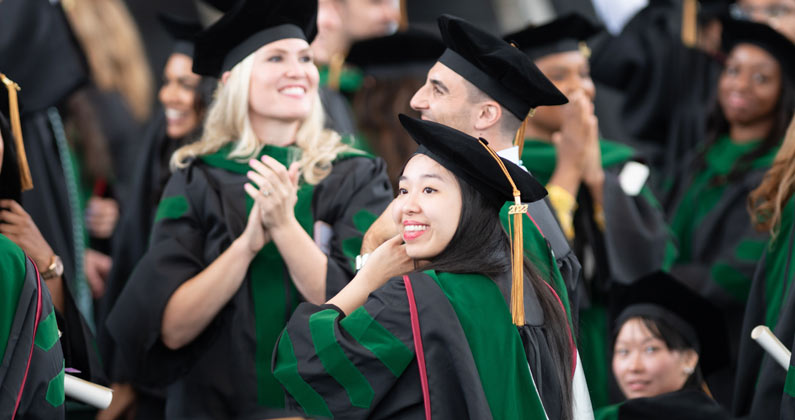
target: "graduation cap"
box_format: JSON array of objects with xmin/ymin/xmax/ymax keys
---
[
  {"xmin": 158, "ymin": 13, "xmax": 203, "ymax": 58},
  {"xmin": 0, "ymin": 74, "xmax": 33, "ymax": 192},
  {"xmin": 503, "ymin": 13, "xmax": 603, "ymax": 61},
  {"xmin": 192, "ymin": 0, "xmax": 318, "ymax": 77},
  {"xmin": 611, "ymin": 271, "xmax": 730, "ymax": 376},
  {"xmin": 346, "ymin": 28, "xmax": 445, "ymax": 79},
  {"xmin": 398, "ymin": 114, "xmax": 547, "ymax": 326},
  {"xmin": 436, "ymin": 14, "xmax": 567, "ymax": 157},
  {"xmin": 436, "ymin": 14, "xmax": 568, "ymax": 121},
  {"xmin": 721, "ymin": 17, "xmax": 795, "ymax": 85}
]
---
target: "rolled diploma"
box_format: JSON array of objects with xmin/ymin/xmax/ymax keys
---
[
  {"xmin": 64, "ymin": 374, "xmax": 113, "ymax": 409},
  {"xmin": 751, "ymin": 325, "xmax": 792, "ymax": 370}
]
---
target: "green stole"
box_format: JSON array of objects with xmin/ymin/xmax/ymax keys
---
[
  {"xmin": 0, "ymin": 234, "xmax": 27, "ymax": 364},
  {"xmin": 429, "ymin": 270, "xmax": 548, "ymax": 419},
  {"xmin": 201, "ymin": 143, "xmax": 372, "ymax": 407},
  {"xmin": 201, "ymin": 144, "xmax": 314, "ymax": 407},
  {"xmin": 670, "ymin": 134, "xmax": 777, "ymax": 301}
]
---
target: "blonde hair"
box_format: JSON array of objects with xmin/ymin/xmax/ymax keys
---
[
  {"xmin": 171, "ymin": 53, "xmax": 348, "ymax": 185},
  {"xmin": 63, "ymin": 0, "xmax": 153, "ymax": 122},
  {"xmin": 749, "ymin": 116, "xmax": 795, "ymax": 239}
]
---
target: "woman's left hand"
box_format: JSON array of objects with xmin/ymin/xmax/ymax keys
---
[{"xmin": 246, "ymin": 155, "xmax": 301, "ymax": 230}]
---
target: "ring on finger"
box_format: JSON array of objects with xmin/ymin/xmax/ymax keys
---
[{"xmin": 262, "ymin": 189, "xmax": 274, "ymax": 197}]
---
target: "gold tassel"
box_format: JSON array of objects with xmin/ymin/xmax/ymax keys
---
[
  {"xmin": 578, "ymin": 41, "xmax": 592, "ymax": 59},
  {"xmin": 477, "ymin": 138, "xmax": 527, "ymax": 326},
  {"xmin": 681, "ymin": 0, "xmax": 698, "ymax": 47},
  {"xmin": 399, "ymin": 0, "xmax": 408, "ymax": 31},
  {"xmin": 513, "ymin": 112, "xmax": 532, "ymax": 158},
  {"xmin": 1, "ymin": 73, "xmax": 33, "ymax": 191},
  {"xmin": 327, "ymin": 53, "xmax": 346, "ymax": 92}
]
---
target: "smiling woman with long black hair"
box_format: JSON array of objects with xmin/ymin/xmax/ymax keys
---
[{"xmin": 272, "ymin": 115, "xmax": 575, "ymax": 420}]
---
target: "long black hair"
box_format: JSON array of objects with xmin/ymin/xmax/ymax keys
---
[
  {"xmin": 420, "ymin": 175, "xmax": 574, "ymax": 420},
  {"xmin": 700, "ymin": 65, "xmax": 795, "ymax": 185},
  {"xmin": 0, "ymin": 112, "xmax": 21, "ymax": 202}
]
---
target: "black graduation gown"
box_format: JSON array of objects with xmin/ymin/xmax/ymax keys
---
[
  {"xmin": 522, "ymin": 139, "xmax": 675, "ymax": 408},
  {"xmin": 273, "ymin": 270, "xmax": 564, "ymax": 419},
  {"xmin": 668, "ymin": 136, "xmax": 778, "ymax": 406},
  {"xmin": 733, "ymin": 196, "xmax": 795, "ymax": 419},
  {"xmin": 0, "ymin": 0, "xmax": 88, "ymax": 293},
  {"xmin": 589, "ymin": 1, "xmax": 722, "ymax": 184},
  {"xmin": 107, "ymin": 145, "xmax": 392, "ymax": 419},
  {"xmin": 97, "ymin": 111, "xmax": 189, "ymax": 419},
  {"xmin": 780, "ymin": 331, "xmax": 795, "ymax": 420},
  {"xmin": 0, "ymin": 234, "xmax": 65, "ymax": 420},
  {"xmin": 595, "ymin": 390, "xmax": 731, "ymax": 420}
]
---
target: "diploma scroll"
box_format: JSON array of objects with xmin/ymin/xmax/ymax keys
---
[
  {"xmin": 65, "ymin": 374, "xmax": 113, "ymax": 409},
  {"xmin": 751, "ymin": 325, "xmax": 792, "ymax": 370}
]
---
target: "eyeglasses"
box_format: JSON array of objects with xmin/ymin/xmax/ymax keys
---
[{"xmin": 730, "ymin": 3, "xmax": 795, "ymax": 20}]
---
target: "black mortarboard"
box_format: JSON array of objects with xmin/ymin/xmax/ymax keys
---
[
  {"xmin": 399, "ymin": 114, "xmax": 547, "ymax": 206},
  {"xmin": 399, "ymin": 113, "xmax": 547, "ymax": 326},
  {"xmin": 158, "ymin": 13, "xmax": 203, "ymax": 58},
  {"xmin": 503, "ymin": 13, "xmax": 603, "ymax": 61},
  {"xmin": 346, "ymin": 28, "xmax": 445, "ymax": 79},
  {"xmin": 192, "ymin": 0, "xmax": 318, "ymax": 77},
  {"xmin": 722, "ymin": 18, "xmax": 795, "ymax": 85},
  {"xmin": 611, "ymin": 271, "xmax": 730, "ymax": 376},
  {"xmin": 436, "ymin": 15, "xmax": 568, "ymax": 120}
]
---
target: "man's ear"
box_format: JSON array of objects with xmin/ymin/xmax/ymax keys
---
[
  {"xmin": 221, "ymin": 71, "xmax": 232, "ymax": 85},
  {"xmin": 473, "ymin": 100, "xmax": 502, "ymax": 131}
]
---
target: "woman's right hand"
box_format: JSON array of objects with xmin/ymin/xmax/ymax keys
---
[
  {"xmin": 237, "ymin": 192, "xmax": 271, "ymax": 257},
  {"xmin": 358, "ymin": 234, "xmax": 414, "ymax": 291}
]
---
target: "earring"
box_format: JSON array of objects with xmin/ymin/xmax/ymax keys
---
[{"xmin": 683, "ymin": 366, "xmax": 695, "ymax": 374}]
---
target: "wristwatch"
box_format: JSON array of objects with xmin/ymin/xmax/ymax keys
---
[
  {"xmin": 355, "ymin": 253, "xmax": 370, "ymax": 271},
  {"xmin": 41, "ymin": 255, "xmax": 64, "ymax": 279}
]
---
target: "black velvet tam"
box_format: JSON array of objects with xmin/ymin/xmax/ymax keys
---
[
  {"xmin": 192, "ymin": 0, "xmax": 317, "ymax": 77},
  {"xmin": 612, "ymin": 271, "xmax": 730, "ymax": 376},
  {"xmin": 722, "ymin": 17, "xmax": 795, "ymax": 84},
  {"xmin": 346, "ymin": 28, "xmax": 445, "ymax": 78},
  {"xmin": 398, "ymin": 114, "xmax": 547, "ymax": 207},
  {"xmin": 503, "ymin": 13, "xmax": 602, "ymax": 61},
  {"xmin": 436, "ymin": 14, "xmax": 567, "ymax": 119}
]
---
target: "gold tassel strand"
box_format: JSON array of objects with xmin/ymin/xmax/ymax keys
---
[
  {"xmin": 507, "ymin": 42, "xmax": 534, "ymax": 158},
  {"xmin": 478, "ymin": 139, "xmax": 527, "ymax": 326},
  {"xmin": 513, "ymin": 111, "xmax": 532, "ymax": 158},
  {"xmin": 327, "ymin": 53, "xmax": 345, "ymax": 92},
  {"xmin": 1, "ymin": 73, "xmax": 33, "ymax": 191},
  {"xmin": 681, "ymin": 0, "xmax": 698, "ymax": 48},
  {"xmin": 399, "ymin": 0, "xmax": 409, "ymax": 31}
]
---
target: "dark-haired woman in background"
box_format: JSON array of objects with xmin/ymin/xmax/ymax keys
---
[
  {"xmin": 666, "ymin": 19, "xmax": 795, "ymax": 403},
  {"xmin": 595, "ymin": 272, "xmax": 731, "ymax": 420},
  {"xmin": 273, "ymin": 116, "xmax": 575, "ymax": 420},
  {"xmin": 96, "ymin": 13, "xmax": 215, "ymax": 420},
  {"xmin": 735, "ymin": 116, "xmax": 795, "ymax": 419}
]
